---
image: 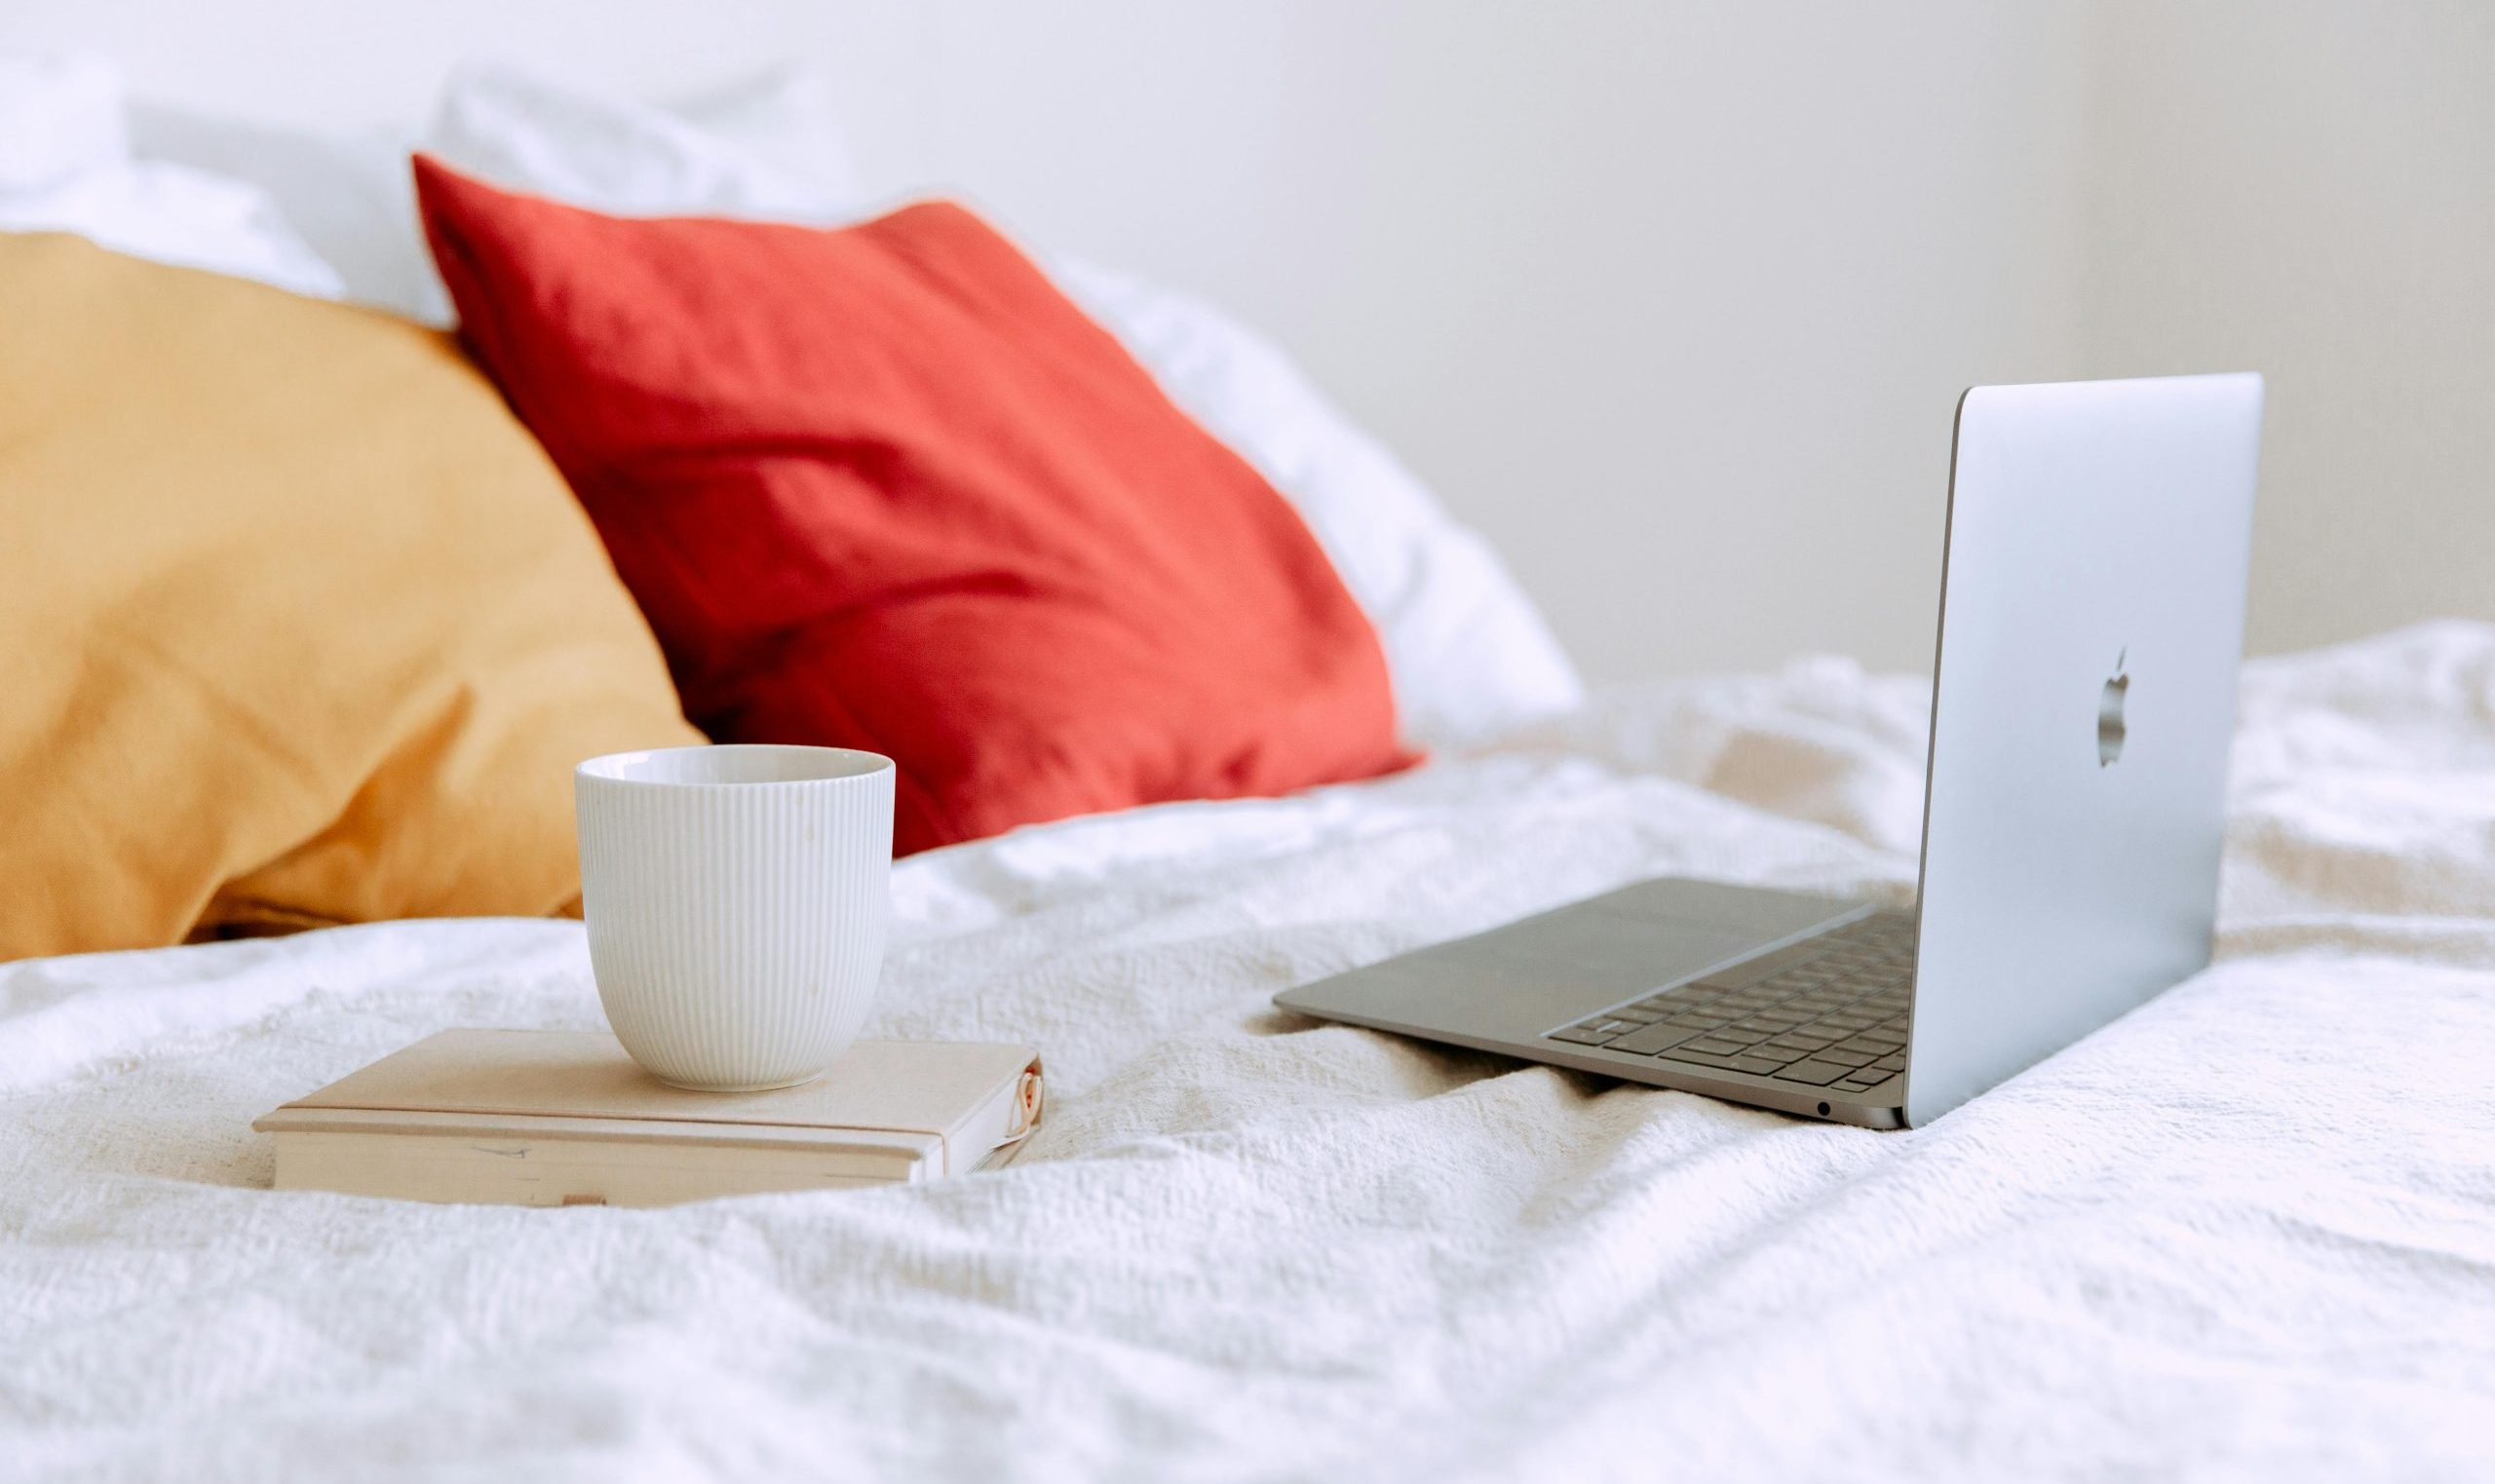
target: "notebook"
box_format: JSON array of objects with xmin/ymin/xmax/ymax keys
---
[{"xmin": 254, "ymin": 1029, "xmax": 1043, "ymax": 1207}]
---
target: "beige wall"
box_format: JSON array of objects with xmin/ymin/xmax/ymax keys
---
[
  {"xmin": 2082, "ymin": 1, "xmax": 2495, "ymax": 662},
  {"xmin": 18, "ymin": 2, "xmax": 2482, "ymax": 679},
  {"xmin": 904, "ymin": 4, "xmax": 2095, "ymax": 685}
]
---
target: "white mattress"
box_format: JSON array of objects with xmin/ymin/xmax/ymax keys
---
[{"xmin": 6, "ymin": 623, "xmax": 2493, "ymax": 1481}]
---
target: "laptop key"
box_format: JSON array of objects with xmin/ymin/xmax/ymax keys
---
[
  {"xmin": 1660, "ymin": 1049, "xmax": 1784, "ymax": 1078},
  {"xmin": 1772, "ymin": 1058, "xmax": 1856, "ymax": 1086},
  {"xmin": 1689, "ymin": 941, "xmax": 1832, "ymax": 992},
  {"xmin": 1604, "ymin": 1020, "xmax": 1704, "ymax": 1056},
  {"xmin": 1548, "ymin": 1027, "xmax": 1618, "ymax": 1046},
  {"xmin": 1683, "ymin": 1036, "xmax": 1754, "ymax": 1056}
]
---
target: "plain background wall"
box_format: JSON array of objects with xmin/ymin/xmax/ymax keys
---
[
  {"xmin": 10, "ymin": 1, "xmax": 2482, "ymax": 680},
  {"xmin": 2084, "ymin": 1, "xmax": 2495, "ymax": 663}
]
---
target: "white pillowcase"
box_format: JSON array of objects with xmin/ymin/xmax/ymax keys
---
[
  {"xmin": 0, "ymin": 55, "xmax": 343, "ymax": 300},
  {"xmin": 134, "ymin": 61, "xmax": 863, "ymax": 325},
  {"xmin": 0, "ymin": 53, "xmax": 123, "ymax": 189},
  {"xmin": 134, "ymin": 58, "xmax": 1586, "ymax": 747},
  {"xmin": 1051, "ymin": 259, "xmax": 1583, "ymax": 747},
  {"xmin": 132, "ymin": 107, "xmax": 429, "ymax": 317},
  {"xmin": 430, "ymin": 60, "xmax": 862, "ymax": 228}
]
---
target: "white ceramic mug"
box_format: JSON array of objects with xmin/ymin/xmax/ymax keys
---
[{"xmin": 575, "ymin": 744, "xmax": 896, "ymax": 1091}]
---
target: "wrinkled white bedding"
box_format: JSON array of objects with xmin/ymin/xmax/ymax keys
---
[{"xmin": 6, "ymin": 624, "xmax": 2494, "ymax": 1482}]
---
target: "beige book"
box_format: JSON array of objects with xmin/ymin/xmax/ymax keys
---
[{"xmin": 254, "ymin": 1030, "xmax": 1043, "ymax": 1208}]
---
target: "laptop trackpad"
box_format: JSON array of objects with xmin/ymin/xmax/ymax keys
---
[{"xmin": 1279, "ymin": 877, "xmax": 1862, "ymax": 1046}]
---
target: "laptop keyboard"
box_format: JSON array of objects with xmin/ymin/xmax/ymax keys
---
[{"xmin": 1545, "ymin": 912, "xmax": 1915, "ymax": 1097}]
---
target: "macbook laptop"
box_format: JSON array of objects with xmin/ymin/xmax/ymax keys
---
[{"xmin": 1277, "ymin": 374, "xmax": 2264, "ymax": 1127}]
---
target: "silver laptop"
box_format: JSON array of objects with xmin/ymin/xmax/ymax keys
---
[{"xmin": 1278, "ymin": 373, "xmax": 2264, "ymax": 1127}]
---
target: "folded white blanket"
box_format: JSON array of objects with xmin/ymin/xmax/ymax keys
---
[{"xmin": 6, "ymin": 624, "xmax": 2492, "ymax": 1482}]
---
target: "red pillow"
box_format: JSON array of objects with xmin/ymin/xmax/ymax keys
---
[{"xmin": 415, "ymin": 159, "xmax": 1411, "ymax": 855}]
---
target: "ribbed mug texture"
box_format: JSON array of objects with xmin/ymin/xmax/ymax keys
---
[{"xmin": 576, "ymin": 746, "xmax": 895, "ymax": 1091}]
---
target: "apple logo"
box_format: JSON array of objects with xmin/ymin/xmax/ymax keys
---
[{"xmin": 2097, "ymin": 648, "xmax": 2130, "ymax": 768}]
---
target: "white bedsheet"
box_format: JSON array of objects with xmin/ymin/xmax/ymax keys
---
[{"xmin": 6, "ymin": 624, "xmax": 2493, "ymax": 1482}]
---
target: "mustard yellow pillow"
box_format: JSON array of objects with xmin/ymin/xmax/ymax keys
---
[{"xmin": 0, "ymin": 234, "xmax": 707, "ymax": 961}]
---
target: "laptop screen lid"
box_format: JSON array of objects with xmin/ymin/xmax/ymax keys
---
[{"xmin": 1901, "ymin": 374, "xmax": 2263, "ymax": 1126}]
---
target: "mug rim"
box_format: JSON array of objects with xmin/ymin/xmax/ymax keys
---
[{"xmin": 576, "ymin": 743, "xmax": 895, "ymax": 788}]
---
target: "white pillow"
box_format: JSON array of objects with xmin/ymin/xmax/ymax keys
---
[
  {"xmin": 0, "ymin": 54, "xmax": 344, "ymax": 300},
  {"xmin": 0, "ymin": 53, "xmax": 124, "ymax": 190},
  {"xmin": 132, "ymin": 106, "xmax": 427, "ymax": 317},
  {"xmin": 139, "ymin": 60, "xmax": 1585, "ymax": 747},
  {"xmin": 134, "ymin": 60, "xmax": 862, "ymax": 325},
  {"xmin": 1050, "ymin": 258, "xmax": 1582, "ymax": 746},
  {"xmin": 429, "ymin": 60, "xmax": 862, "ymax": 227}
]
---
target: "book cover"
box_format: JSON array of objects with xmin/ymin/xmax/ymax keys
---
[{"xmin": 255, "ymin": 1030, "xmax": 1043, "ymax": 1207}]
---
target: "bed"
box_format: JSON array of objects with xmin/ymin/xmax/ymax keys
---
[{"xmin": 7, "ymin": 621, "xmax": 2492, "ymax": 1480}]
